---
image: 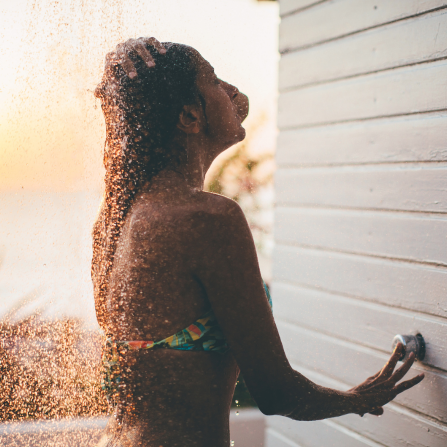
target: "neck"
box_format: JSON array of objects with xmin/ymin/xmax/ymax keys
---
[
  {"xmin": 178, "ymin": 150, "xmax": 206, "ymax": 191},
  {"xmin": 141, "ymin": 135, "xmax": 217, "ymax": 194},
  {"xmin": 163, "ymin": 136, "xmax": 214, "ymax": 191},
  {"xmin": 141, "ymin": 169, "xmax": 201, "ymax": 194}
]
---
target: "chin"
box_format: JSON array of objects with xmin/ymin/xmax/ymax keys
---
[
  {"xmin": 218, "ymin": 126, "xmax": 246, "ymax": 152},
  {"xmin": 236, "ymin": 125, "xmax": 246, "ymax": 142},
  {"xmin": 228, "ymin": 128, "xmax": 246, "ymax": 147}
]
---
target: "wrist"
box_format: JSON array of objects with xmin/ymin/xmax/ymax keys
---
[{"xmin": 288, "ymin": 386, "xmax": 358, "ymax": 421}]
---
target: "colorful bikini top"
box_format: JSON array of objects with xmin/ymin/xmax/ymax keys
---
[
  {"xmin": 110, "ymin": 280, "xmax": 272, "ymax": 353},
  {"xmin": 102, "ymin": 282, "xmax": 272, "ymax": 400}
]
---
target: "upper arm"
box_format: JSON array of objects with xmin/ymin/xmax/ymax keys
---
[{"xmin": 192, "ymin": 197, "xmax": 305, "ymax": 414}]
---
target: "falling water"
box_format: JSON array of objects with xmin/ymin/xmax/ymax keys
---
[
  {"xmin": 1, "ymin": 0, "xmax": 277, "ymax": 445},
  {"xmin": 0, "ymin": 313, "xmax": 109, "ymax": 445},
  {"xmin": 1, "ymin": 2, "xmax": 125, "ymax": 442}
]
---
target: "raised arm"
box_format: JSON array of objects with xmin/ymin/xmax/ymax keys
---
[
  {"xmin": 105, "ymin": 37, "xmax": 167, "ymax": 79},
  {"xmin": 192, "ymin": 196, "xmax": 423, "ymax": 420}
]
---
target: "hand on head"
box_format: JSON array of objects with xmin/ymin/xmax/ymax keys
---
[{"xmin": 106, "ymin": 37, "xmax": 167, "ymax": 79}]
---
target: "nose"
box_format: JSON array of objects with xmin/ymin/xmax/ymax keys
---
[
  {"xmin": 223, "ymin": 81, "xmax": 239, "ymax": 100},
  {"xmin": 221, "ymin": 80, "xmax": 249, "ymax": 122},
  {"xmin": 229, "ymin": 86, "xmax": 239, "ymax": 100}
]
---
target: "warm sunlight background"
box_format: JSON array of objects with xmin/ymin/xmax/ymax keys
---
[{"xmin": 0, "ymin": 0, "xmax": 279, "ymax": 326}]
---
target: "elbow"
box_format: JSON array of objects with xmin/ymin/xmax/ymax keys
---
[
  {"xmin": 248, "ymin": 371, "xmax": 320, "ymax": 417},
  {"xmin": 257, "ymin": 400, "xmax": 317, "ymax": 420},
  {"xmin": 256, "ymin": 395, "xmax": 299, "ymax": 417},
  {"xmin": 255, "ymin": 395, "xmax": 284, "ymax": 417},
  {"xmin": 258, "ymin": 403, "xmax": 277, "ymax": 417},
  {"xmin": 257, "ymin": 385, "xmax": 322, "ymax": 419},
  {"xmin": 257, "ymin": 400, "xmax": 310, "ymax": 419}
]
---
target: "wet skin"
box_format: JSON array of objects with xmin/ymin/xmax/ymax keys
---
[{"xmin": 97, "ymin": 39, "xmax": 424, "ymax": 447}]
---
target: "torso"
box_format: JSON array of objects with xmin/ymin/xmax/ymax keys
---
[{"xmin": 102, "ymin": 189, "xmax": 240, "ymax": 447}]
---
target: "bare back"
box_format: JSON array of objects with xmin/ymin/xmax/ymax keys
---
[
  {"xmin": 108, "ymin": 190, "xmax": 230, "ymax": 340},
  {"xmin": 103, "ymin": 189, "xmax": 241, "ymax": 447}
]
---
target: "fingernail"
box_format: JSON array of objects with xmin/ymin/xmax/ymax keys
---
[
  {"xmin": 129, "ymin": 71, "xmax": 137, "ymax": 79},
  {"xmin": 160, "ymin": 48, "xmax": 167, "ymax": 54},
  {"xmin": 147, "ymin": 61, "xmax": 155, "ymax": 68}
]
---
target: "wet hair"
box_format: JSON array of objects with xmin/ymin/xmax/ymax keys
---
[{"xmin": 91, "ymin": 42, "xmax": 199, "ymax": 329}]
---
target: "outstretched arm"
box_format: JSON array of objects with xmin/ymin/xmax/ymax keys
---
[{"xmin": 192, "ymin": 197, "xmax": 423, "ymax": 420}]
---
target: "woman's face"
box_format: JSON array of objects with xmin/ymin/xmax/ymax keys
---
[{"xmin": 192, "ymin": 51, "xmax": 248, "ymax": 151}]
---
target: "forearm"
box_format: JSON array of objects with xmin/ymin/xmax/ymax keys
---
[
  {"xmin": 287, "ymin": 383, "xmax": 357, "ymax": 421},
  {"xmin": 256, "ymin": 370, "xmax": 358, "ymax": 421},
  {"xmin": 264, "ymin": 345, "xmax": 424, "ymax": 421}
]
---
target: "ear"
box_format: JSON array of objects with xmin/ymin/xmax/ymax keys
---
[{"xmin": 177, "ymin": 104, "xmax": 201, "ymax": 134}]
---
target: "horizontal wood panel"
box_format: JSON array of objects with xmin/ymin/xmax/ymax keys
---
[
  {"xmin": 272, "ymin": 245, "xmax": 447, "ymax": 318},
  {"xmin": 268, "ymin": 386, "xmax": 447, "ymax": 447},
  {"xmin": 276, "ymin": 113, "xmax": 447, "ymax": 167},
  {"xmin": 337, "ymin": 406, "xmax": 447, "ymax": 447},
  {"xmin": 280, "ymin": 9, "xmax": 447, "ymax": 90},
  {"xmin": 277, "ymin": 320, "xmax": 447, "ymax": 423},
  {"xmin": 272, "ymin": 282, "xmax": 447, "ymax": 370},
  {"xmin": 275, "ymin": 165, "xmax": 447, "ymax": 213},
  {"xmin": 276, "ymin": 1, "xmax": 447, "ymax": 444},
  {"xmin": 267, "ymin": 419, "xmax": 381, "ymax": 447},
  {"xmin": 266, "ymin": 429, "xmax": 302, "ymax": 447},
  {"xmin": 279, "ymin": 59, "xmax": 447, "ymax": 129},
  {"xmin": 275, "ymin": 207, "xmax": 447, "ymax": 265},
  {"xmin": 287, "ymin": 365, "xmax": 447, "ymax": 447},
  {"xmin": 279, "ymin": 0, "xmax": 322, "ymax": 17},
  {"xmin": 279, "ymin": 0, "xmax": 447, "ymax": 51}
]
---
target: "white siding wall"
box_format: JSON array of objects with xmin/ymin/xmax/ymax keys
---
[{"xmin": 270, "ymin": 1, "xmax": 447, "ymax": 446}]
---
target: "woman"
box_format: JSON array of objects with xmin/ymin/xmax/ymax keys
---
[{"xmin": 92, "ymin": 38, "xmax": 424, "ymax": 447}]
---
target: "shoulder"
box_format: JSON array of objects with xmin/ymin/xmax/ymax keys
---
[
  {"xmin": 188, "ymin": 193, "xmax": 252, "ymax": 254},
  {"xmin": 127, "ymin": 192, "xmax": 248, "ymax": 238},
  {"xmin": 197, "ymin": 192, "xmax": 245, "ymax": 220},
  {"xmin": 136, "ymin": 191, "xmax": 246, "ymax": 224},
  {"xmin": 188, "ymin": 193, "xmax": 249, "ymax": 238}
]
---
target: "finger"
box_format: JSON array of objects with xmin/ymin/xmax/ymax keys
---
[
  {"xmin": 133, "ymin": 41, "xmax": 156, "ymax": 69},
  {"xmin": 104, "ymin": 52, "xmax": 117, "ymax": 68},
  {"xmin": 138, "ymin": 37, "xmax": 167, "ymax": 54},
  {"xmin": 379, "ymin": 343, "xmax": 404, "ymax": 378},
  {"xmin": 369, "ymin": 407, "xmax": 384, "ymax": 416},
  {"xmin": 393, "ymin": 373, "xmax": 425, "ymax": 394},
  {"xmin": 389, "ymin": 352, "xmax": 415, "ymax": 384},
  {"xmin": 115, "ymin": 42, "xmax": 125, "ymax": 58},
  {"xmin": 116, "ymin": 43, "xmax": 137, "ymax": 79},
  {"xmin": 369, "ymin": 369, "xmax": 383, "ymax": 381},
  {"xmin": 121, "ymin": 56, "xmax": 137, "ymax": 79}
]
